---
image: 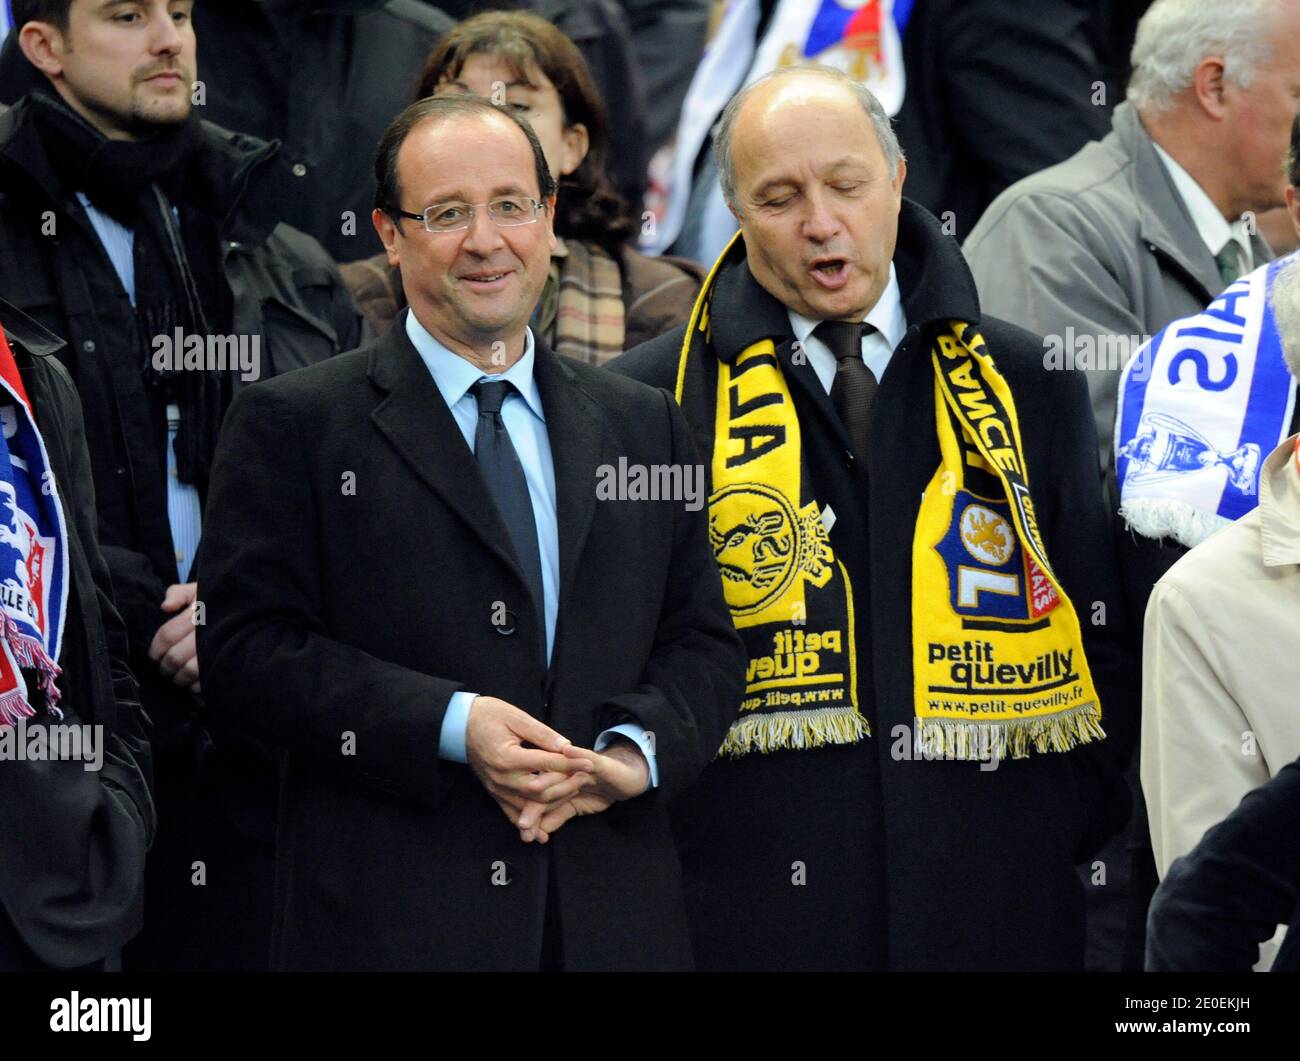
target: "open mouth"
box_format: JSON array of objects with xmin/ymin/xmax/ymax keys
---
[{"xmin": 809, "ymin": 257, "xmax": 850, "ymax": 288}]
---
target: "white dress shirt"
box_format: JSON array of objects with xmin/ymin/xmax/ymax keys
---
[
  {"xmin": 1153, "ymin": 143, "xmax": 1254, "ymax": 276},
  {"xmin": 787, "ymin": 263, "xmax": 909, "ymax": 395}
]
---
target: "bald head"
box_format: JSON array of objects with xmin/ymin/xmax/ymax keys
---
[
  {"xmin": 712, "ymin": 66, "xmax": 906, "ymax": 323},
  {"xmin": 715, "ymin": 66, "xmax": 904, "ymax": 216}
]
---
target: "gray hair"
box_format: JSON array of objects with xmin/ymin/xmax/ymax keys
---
[
  {"xmin": 1127, "ymin": 0, "xmax": 1278, "ymax": 115},
  {"xmin": 1272, "ymin": 258, "xmax": 1300, "ymax": 381},
  {"xmin": 713, "ymin": 65, "xmax": 904, "ymax": 214}
]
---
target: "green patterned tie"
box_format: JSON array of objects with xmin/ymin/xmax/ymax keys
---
[{"xmin": 1215, "ymin": 241, "xmax": 1242, "ymax": 287}]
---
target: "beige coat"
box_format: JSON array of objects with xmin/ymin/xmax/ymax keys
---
[{"xmin": 1142, "ymin": 436, "xmax": 1300, "ymax": 963}]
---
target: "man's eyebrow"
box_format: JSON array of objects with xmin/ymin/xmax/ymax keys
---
[
  {"xmin": 424, "ymin": 182, "xmax": 533, "ymax": 204},
  {"xmin": 95, "ymin": 0, "xmax": 191, "ymax": 11},
  {"xmin": 489, "ymin": 182, "xmax": 533, "ymax": 198},
  {"xmin": 752, "ymin": 178, "xmax": 798, "ymax": 199}
]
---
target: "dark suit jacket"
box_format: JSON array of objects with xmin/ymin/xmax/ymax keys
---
[
  {"xmin": 195, "ymin": 317, "xmax": 746, "ymax": 970},
  {"xmin": 1147, "ymin": 758, "xmax": 1300, "ymax": 972}
]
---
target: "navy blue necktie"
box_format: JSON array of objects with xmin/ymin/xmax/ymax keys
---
[{"xmin": 472, "ymin": 380, "xmax": 546, "ymax": 629}]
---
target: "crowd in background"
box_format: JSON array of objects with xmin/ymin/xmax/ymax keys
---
[{"xmin": 0, "ymin": 0, "xmax": 1297, "ymax": 974}]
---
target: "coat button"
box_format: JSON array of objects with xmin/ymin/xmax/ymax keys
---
[
  {"xmin": 82, "ymin": 339, "xmax": 95, "ymax": 353},
  {"xmin": 292, "ymin": 162, "xmax": 308, "ymax": 177},
  {"xmin": 493, "ymin": 609, "xmax": 518, "ymax": 636}
]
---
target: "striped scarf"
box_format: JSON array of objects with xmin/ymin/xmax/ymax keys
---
[
  {"xmin": 0, "ymin": 324, "xmax": 69, "ymax": 726},
  {"xmin": 538, "ymin": 238, "xmax": 625, "ymax": 366}
]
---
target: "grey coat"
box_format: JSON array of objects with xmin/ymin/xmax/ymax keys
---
[{"xmin": 963, "ymin": 102, "xmax": 1272, "ymax": 470}]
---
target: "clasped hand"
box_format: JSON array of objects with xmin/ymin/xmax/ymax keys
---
[{"xmin": 465, "ymin": 696, "xmax": 649, "ymax": 844}]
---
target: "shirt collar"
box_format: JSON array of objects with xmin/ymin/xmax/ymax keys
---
[
  {"xmin": 404, "ymin": 309, "xmax": 545, "ymax": 422},
  {"xmin": 1259, "ymin": 434, "xmax": 1300, "ymax": 568},
  {"xmin": 1152, "ymin": 143, "xmax": 1248, "ymax": 263},
  {"xmin": 787, "ymin": 263, "xmax": 907, "ymax": 350}
]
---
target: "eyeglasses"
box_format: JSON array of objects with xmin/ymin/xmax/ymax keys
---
[{"xmin": 393, "ymin": 196, "xmax": 545, "ymax": 233}]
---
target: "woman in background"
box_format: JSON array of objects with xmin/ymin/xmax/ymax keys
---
[{"xmin": 342, "ymin": 10, "xmax": 703, "ymax": 365}]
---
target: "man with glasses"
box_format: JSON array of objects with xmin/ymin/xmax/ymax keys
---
[{"xmin": 194, "ymin": 95, "xmax": 745, "ymax": 970}]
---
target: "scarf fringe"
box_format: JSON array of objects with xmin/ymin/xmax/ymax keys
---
[
  {"xmin": 915, "ymin": 702, "xmax": 1105, "ymax": 762},
  {"xmin": 719, "ymin": 707, "xmax": 870, "ymax": 759},
  {"xmin": 0, "ymin": 612, "xmax": 63, "ymax": 722},
  {"xmin": 0, "ymin": 689, "xmax": 36, "ymax": 727},
  {"xmin": 1118, "ymin": 496, "xmax": 1231, "ymax": 551}
]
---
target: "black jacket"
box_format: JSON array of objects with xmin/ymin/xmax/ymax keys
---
[
  {"xmin": 894, "ymin": 0, "xmax": 1113, "ymax": 241},
  {"xmin": 1147, "ymin": 758, "xmax": 1300, "ymax": 972},
  {"xmin": 0, "ymin": 97, "xmax": 363, "ymax": 751},
  {"xmin": 0, "ymin": 299, "xmax": 154, "ymax": 971},
  {"xmin": 194, "ymin": 319, "xmax": 746, "ymax": 970},
  {"xmin": 0, "ymin": 1, "xmax": 456, "ymax": 263},
  {"xmin": 610, "ymin": 200, "xmax": 1139, "ymax": 970}
]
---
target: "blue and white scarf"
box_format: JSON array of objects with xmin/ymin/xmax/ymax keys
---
[
  {"xmin": 0, "ymin": 325, "xmax": 68, "ymax": 726},
  {"xmin": 1115, "ymin": 253, "xmax": 1299, "ymax": 548}
]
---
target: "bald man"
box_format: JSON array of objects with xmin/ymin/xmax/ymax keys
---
[{"xmin": 612, "ymin": 66, "xmax": 1139, "ymax": 971}]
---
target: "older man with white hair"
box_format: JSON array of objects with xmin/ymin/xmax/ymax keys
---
[
  {"xmin": 1141, "ymin": 253, "xmax": 1300, "ymax": 970},
  {"xmin": 967, "ymin": 0, "xmax": 1298, "ymax": 477}
]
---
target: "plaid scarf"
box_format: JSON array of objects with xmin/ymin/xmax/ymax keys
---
[
  {"xmin": 0, "ymin": 325, "xmax": 69, "ymax": 726},
  {"xmin": 538, "ymin": 239, "xmax": 625, "ymax": 366}
]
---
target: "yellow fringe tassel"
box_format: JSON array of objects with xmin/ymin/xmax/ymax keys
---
[{"xmin": 718, "ymin": 708, "xmax": 871, "ymax": 759}]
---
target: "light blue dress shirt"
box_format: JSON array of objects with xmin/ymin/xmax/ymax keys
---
[
  {"xmin": 77, "ymin": 194, "xmax": 203, "ymax": 582},
  {"xmin": 404, "ymin": 312, "xmax": 657, "ymax": 787}
]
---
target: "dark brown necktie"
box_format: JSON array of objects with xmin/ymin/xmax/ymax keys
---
[{"xmin": 814, "ymin": 320, "xmax": 878, "ymax": 461}]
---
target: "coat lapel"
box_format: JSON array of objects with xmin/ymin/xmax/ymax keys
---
[
  {"xmin": 1115, "ymin": 103, "xmax": 1223, "ymax": 301},
  {"xmin": 532, "ymin": 340, "xmax": 604, "ymax": 621},
  {"xmin": 368, "ymin": 319, "xmax": 524, "ymax": 580}
]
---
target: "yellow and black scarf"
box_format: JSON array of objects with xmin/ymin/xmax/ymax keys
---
[{"xmin": 676, "ymin": 234, "xmax": 1104, "ymax": 760}]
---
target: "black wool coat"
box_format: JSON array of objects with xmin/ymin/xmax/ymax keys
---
[
  {"xmin": 0, "ymin": 300, "xmax": 154, "ymax": 971},
  {"xmin": 893, "ymin": 0, "xmax": 1113, "ymax": 240},
  {"xmin": 195, "ymin": 319, "xmax": 746, "ymax": 970},
  {"xmin": 610, "ymin": 200, "xmax": 1139, "ymax": 970}
]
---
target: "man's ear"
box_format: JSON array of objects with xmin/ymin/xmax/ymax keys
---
[
  {"xmin": 1192, "ymin": 56, "xmax": 1231, "ymax": 119},
  {"xmin": 544, "ymin": 193, "xmax": 558, "ymax": 252},
  {"xmin": 18, "ymin": 21, "xmax": 67, "ymax": 80},
  {"xmin": 373, "ymin": 208, "xmax": 401, "ymax": 269},
  {"xmin": 893, "ymin": 158, "xmax": 908, "ymax": 203}
]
